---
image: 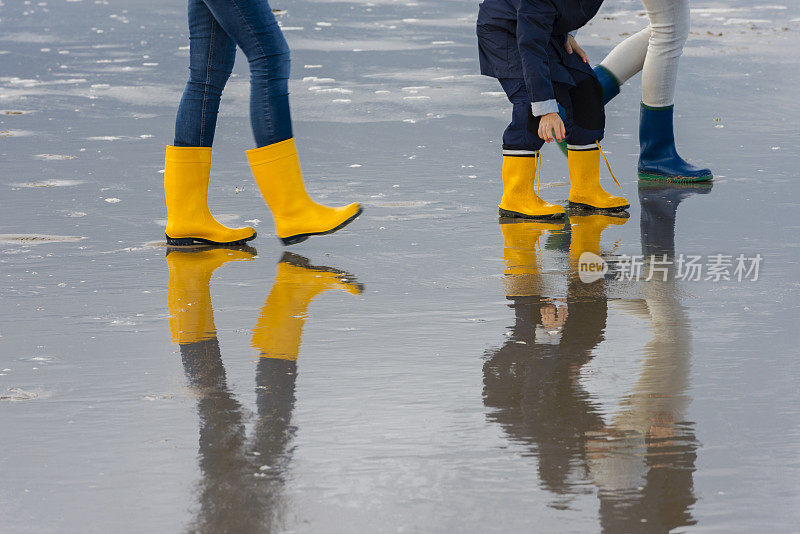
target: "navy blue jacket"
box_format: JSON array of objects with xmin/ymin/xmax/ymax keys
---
[{"xmin": 477, "ymin": 0, "xmax": 603, "ymax": 106}]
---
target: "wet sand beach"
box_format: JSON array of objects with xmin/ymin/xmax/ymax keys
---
[{"xmin": 1, "ymin": 0, "xmax": 799, "ymax": 532}]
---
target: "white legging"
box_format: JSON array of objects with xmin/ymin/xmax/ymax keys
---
[{"xmin": 599, "ymin": 0, "xmax": 690, "ymax": 107}]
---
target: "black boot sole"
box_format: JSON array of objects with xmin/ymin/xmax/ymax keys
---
[
  {"xmin": 279, "ymin": 207, "xmax": 363, "ymax": 246},
  {"xmin": 498, "ymin": 208, "xmax": 565, "ymax": 220},
  {"xmin": 568, "ymin": 201, "xmax": 630, "ymax": 214},
  {"xmin": 165, "ymin": 231, "xmax": 257, "ymax": 247}
]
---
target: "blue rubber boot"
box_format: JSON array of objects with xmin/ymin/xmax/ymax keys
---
[
  {"xmin": 638, "ymin": 103, "xmax": 713, "ymax": 183},
  {"xmin": 593, "ymin": 65, "xmax": 620, "ymax": 105}
]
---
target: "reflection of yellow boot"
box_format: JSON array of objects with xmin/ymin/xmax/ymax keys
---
[
  {"xmin": 568, "ymin": 214, "xmax": 628, "ymax": 265},
  {"xmin": 500, "ymin": 219, "xmax": 563, "ymax": 297},
  {"xmin": 251, "ymin": 253, "xmax": 362, "ymax": 360},
  {"xmin": 498, "ymin": 153, "xmax": 565, "ymax": 220},
  {"xmin": 246, "ymin": 139, "xmax": 362, "ymax": 246},
  {"xmin": 164, "ymin": 146, "xmax": 257, "ymax": 246},
  {"xmin": 567, "ymin": 147, "xmax": 629, "ymax": 212},
  {"xmin": 167, "ymin": 247, "xmax": 256, "ymax": 344}
]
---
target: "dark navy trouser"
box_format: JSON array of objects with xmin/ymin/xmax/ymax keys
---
[
  {"xmin": 498, "ymin": 70, "xmax": 605, "ymax": 152},
  {"xmin": 174, "ymin": 0, "xmax": 293, "ymax": 148}
]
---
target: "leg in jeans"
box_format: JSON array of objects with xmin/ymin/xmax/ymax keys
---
[
  {"xmin": 174, "ymin": 0, "xmax": 237, "ymax": 147},
  {"xmin": 164, "ymin": 0, "xmax": 256, "ymax": 246},
  {"xmin": 175, "ymin": 0, "xmax": 360, "ymax": 243},
  {"xmin": 199, "ymin": 0, "xmax": 292, "ymax": 148},
  {"xmin": 166, "ymin": 0, "xmax": 359, "ymax": 245}
]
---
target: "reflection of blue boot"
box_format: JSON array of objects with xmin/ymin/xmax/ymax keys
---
[
  {"xmin": 638, "ymin": 103, "xmax": 713, "ymax": 183},
  {"xmin": 593, "ymin": 65, "xmax": 620, "ymax": 105},
  {"xmin": 639, "ymin": 181, "xmax": 712, "ymax": 256}
]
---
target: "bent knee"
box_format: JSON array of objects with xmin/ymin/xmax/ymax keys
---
[
  {"xmin": 648, "ymin": 5, "xmax": 691, "ymax": 45},
  {"xmin": 245, "ymin": 24, "xmax": 291, "ymax": 70},
  {"xmin": 570, "ymin": 77, "xmax": 605, "ymax": 131},
  {"xmin": 188, "ymin": 66, "xmax": 233, "ymax": 93},
  {"xmin": 248, "ymin": 49, "xmax": 291, "ymax": 79}
]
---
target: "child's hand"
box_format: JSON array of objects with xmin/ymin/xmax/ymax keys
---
[
  {"xmin": 565, "ymin": 34, "xmax": 589, "ymax": 63},
  {"xmin": 539, "ymin": 112, "xmax": 565, "ymax": 143}
]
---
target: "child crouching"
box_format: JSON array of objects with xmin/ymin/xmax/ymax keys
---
[{"xmin": 477, "ymin": 0, "xmax": 629, "ymax": 218}]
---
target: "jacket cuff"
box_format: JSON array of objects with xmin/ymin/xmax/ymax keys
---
[
  {"xmin": 569, "ymin": 30, "xmax": 578, "ymax": 38},
  {"xmin": 531, "ymin": 99, "xmax": 558, "ymax": 117}
]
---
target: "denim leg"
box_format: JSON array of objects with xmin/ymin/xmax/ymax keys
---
[
  {"xmin": 174, "ymin": 0, "xmax": 237, "ymax": 147},
  {"xmin": 201, "ymin": 0, "xmax": 292, "ymax": 147},
  {"xmin": 498, "ymin": 78, "xmax": 544, "ymax": 152}
]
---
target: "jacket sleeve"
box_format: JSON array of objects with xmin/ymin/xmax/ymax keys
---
[{"xmin": 516, "ymin": 0, "xmax": 559, "ymax": 116}]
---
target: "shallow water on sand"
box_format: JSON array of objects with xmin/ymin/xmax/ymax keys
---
[{"xmin": 1, "ymin": 0, "xmax": 799, "ymax": 532}]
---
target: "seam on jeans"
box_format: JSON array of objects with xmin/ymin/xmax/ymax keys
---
[
  {"xmin": 229, "ymin": 0, "xmax": 275, "ymax": 143},
  {"xmin": 200, "ymin": 18, "xmax": 216, "ymax": 147}
]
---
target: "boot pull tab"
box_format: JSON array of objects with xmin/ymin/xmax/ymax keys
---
[{"xmin": 595, "ymin": 140, "xmax": 623, "ymax": 191}]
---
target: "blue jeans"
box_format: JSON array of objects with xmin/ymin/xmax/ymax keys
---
[{"xmin": 173, "ymin": 0, "xmax": 293, "ymax": 148}]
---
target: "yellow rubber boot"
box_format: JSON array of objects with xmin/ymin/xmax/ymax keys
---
[
  {"xmin": 164, "ymin": 146, "xmax": 257, "ymax": 246},
  {"xmin": 251, "ymin": 253, "xmax": 362, "ymax": 360},
  {"xmin": 166, "ymin": 247, "xmax": 256, "ymax": 344},
  {"xmin": 500, "ymin": 219, "xmax": 564, "ymax": 297},
  {"xmin": 246, "ymin": 139, "xmax": 362, "ymax": 246},
  {"xmin": 568, "ymin": 213, "xmax": 629, "ymax": 266},
  {"xmin": 498, "ymin": 152, "xmax": 565, "ymax": 220},
  {"xmin": 567, "ymin": 147, "xmax": 630, "ymax": 212}
]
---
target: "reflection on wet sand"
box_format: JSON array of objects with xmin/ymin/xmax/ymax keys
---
[
  {"xmin": 484, "ymin": 215, "xmax": 624, "ymax": 502},
  {"xmin": 485, "ymin": 183, "xmax": 710, "ymax": 530},
  {"xmin": 166, "ymin": 248, "xmax": 362, "ymax": 533},
  {"xmin": 594, "ymin": 183, "xmax": 710, "ymax": 533}
]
